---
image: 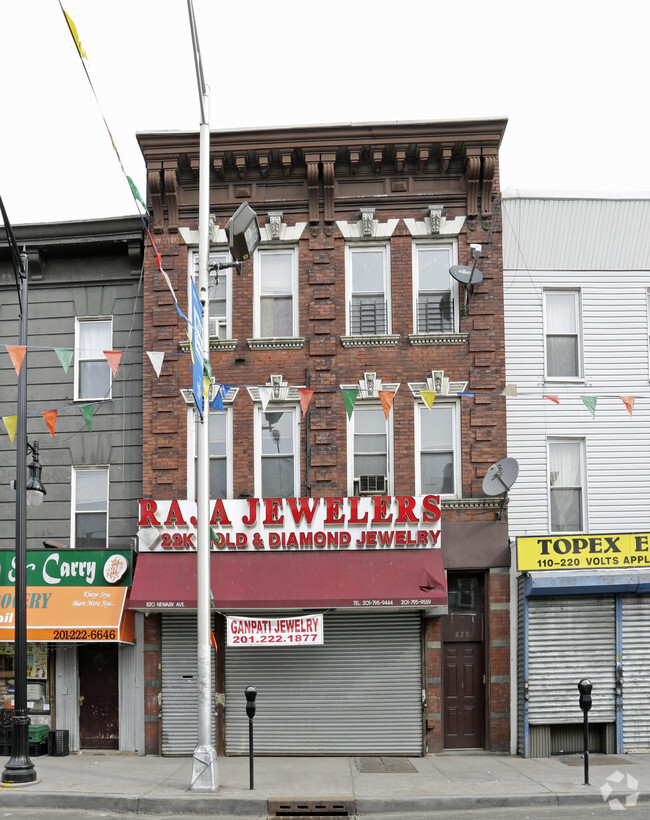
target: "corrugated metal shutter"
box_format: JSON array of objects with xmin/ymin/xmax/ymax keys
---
[
  {"xmin": 225, "ymin": 612, "xmax": 422, "ymax": 755},
  {"xmin": 622, "ymin": 596, "xmax": 650, "ymax": 751},
  {"xmin": 161, "ymin": 614, "xmax": 215, "ymax": 755},
  {"xmin": 528, "ymin": 597, "xmax": 615, "ymax": 724},
  {"xmin": 517, "ymin": 576, "xmax": 525, "ymax": 755}
]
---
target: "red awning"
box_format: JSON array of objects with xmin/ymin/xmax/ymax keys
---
[{"xmin": 129, "ymin": 550, "xmax": 446, "ymax": 611}]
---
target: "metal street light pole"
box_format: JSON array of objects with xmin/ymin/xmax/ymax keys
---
[{"xmin": 2, "ymin": 248, "xmax": 37, "ymax": 785}]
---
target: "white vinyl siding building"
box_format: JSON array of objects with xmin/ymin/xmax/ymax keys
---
[{"xmin": 503, "ymin": 193, "xmax": 650, "ymax": 757}]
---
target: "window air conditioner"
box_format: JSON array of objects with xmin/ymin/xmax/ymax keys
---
[{"xmin": 356, "ymin": 475, "xmax": 387, "ymax": 495}]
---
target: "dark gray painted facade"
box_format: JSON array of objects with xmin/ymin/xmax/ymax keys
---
[{"xmin": 0, "ymin": 216, "xmax": 144, "ymax": 551}]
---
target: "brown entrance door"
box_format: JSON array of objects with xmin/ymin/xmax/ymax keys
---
[
  {"xmin": 78, "ymin": 644, "xmax": 119, "ymax": 750},
  {"xmin": 443, "ymin": 642, "xmax": 484, "ymax": 749}
]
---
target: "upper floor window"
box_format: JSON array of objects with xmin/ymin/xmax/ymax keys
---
[
  {"xmin": 349, "ymin": 405, "xmax": 391, "ymax": 496},
  {"xmin": 189, "ymin": 408, "xmax": 232, "ymax": 499},
  {"xmin": 544, "ymin": 290, "xmax": 582, "ymax": 380},
  {"xmin": 413, "ymin": 245, "xmax": 456, "ymax": 333},
  {"xmin": 75, "ymin": 318, "xmax": 112, "ymax": 401},
  {"xmin": 347, "ymin": 245, "xmax": 390, "ymax": 336},
  {"xmin": 416, "ymin": 401, "xmax": 460, "ymax": 497},
  {"xmin": 254, "ymin": 248, "xmax": 299, "ymax": 338},
  {"xmin": 72, "ymin": 467, "xmax": 109, "ymax": 549},
  {"xmin": 548, "ymin": 438, "xmax": 585, "ymax": 533},
  {"xmin": 190, "ymin": 251, "xmax": 232, "ymax": 340},
  {"xmin": 256, "ymin": 406, "xmax": 299, "ymax": 497}
]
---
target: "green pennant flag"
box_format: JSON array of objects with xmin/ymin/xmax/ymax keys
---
[
  {"xmin": 127, "ymin": 176, "xmax": 148, "ymax": 213},
  {"xmin": 80, "ymin": 404, "xmax": 94, "ymax": 431},
  {"xmin": 581, "ymin": 395, "xmax": 597, "ymax": 419},
  {"xmin": 342, "ymin": 388, "xmax": 358, "ymax": 420},
  {"xmin": 54, "ymin": 348, "xmax": 73, "ymax": 374}
]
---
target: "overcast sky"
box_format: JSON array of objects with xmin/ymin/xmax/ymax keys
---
[{"xmin": 2, "ymin": 0, "xmax": 648, "ymax": 226}]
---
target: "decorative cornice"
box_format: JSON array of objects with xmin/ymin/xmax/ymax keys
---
[
  {"xmin": 247, "ymin": 337, "xmax": 305, "ymax": 350},
  {"xmin": 147, "ymin": 168, "xmax": 164, "ymax": 233},
  {"xmin": 336, "ymin": 218, "xmax": 399, "ymax": 240},
  {"xmin": 466, "ymin": 154, "xmax": 481, "ymax": 218},
  {"xmin": 340, "ymin": 334, "xmax": 400, "ymax": 348},
  {"xmin": 403, "ymin": 215, "xmax": 466, "ymax": 238},
  {"xmin": 442, "ymin": 497, "xmax": 502, "ymax": 511},
  {"xmin": 407, "ymin": 332, "xmax": 468, "ymax": 346},
  {"xmin": 481, "ymin": 154, "xmax": 497, "ymax": 218},
  {"xmin": 180, "ymin": 337, "xmax": 238, "ymax": 353}
]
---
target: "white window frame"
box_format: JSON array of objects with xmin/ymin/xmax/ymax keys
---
[
  {"xmin": 186, "ymin": 406, "xmax": 233, "ymax": 500},
  {"xmin": 547, "ymin": 437, "xmax": 587, "ymax": 534},
  {"xmin": 414, "ymin": 399, "xmax": 461, "ymax": 498},
  {"xmin": 543, "ymin": 289, "xmax": 583, "ymax": 381},
  {"xmin": 412, "ymin": 242, "xmax": 459, "ymax": 334},
  {"xmin": 74, "ymin": 317, "xmax": 113, "ymax": 401},
  {"xmin": 71, "ymin": 466, "xmax": 109, "ymax": 549},
  {"xmin": 253, "ymin": 247, "xmax": 299, "ymax": 338},
  {"xmin": 190, "ymin": 249, "xmax": 233, "ymax": 340},
  {"xmin": 254, "ymin": 404, "xmax": 300, "ymax": 498},
  {"xmin": 345, "ymin": 244, "xmax": 392, "ymax": 336},
  {"xmin": 347, "ymin": 403, "xmax": 393, "ymax": 496}
]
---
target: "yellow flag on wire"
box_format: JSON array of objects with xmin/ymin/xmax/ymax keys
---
[{"xmin": 63, "ymin": 9, "xmax": 88, "ymax": 59}]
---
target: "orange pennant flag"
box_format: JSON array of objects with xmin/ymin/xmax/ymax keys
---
[
  {"xmin": 103, "ymin": 350, "xmax": 122, "ymax": 377},
  {"xmin": 210, "ymin": 630, "xmax": 218, "ymax": 653},
  {"xmin": 379, "ymin": 390, "xmax": 395, "ymax": 419},
  {"xmin": 42, "ymin": 409, "xmax": 58, "ymax": 438},
  {"xmin": 298, "ymin": 388, "xmax": 315, "ymax": 417},
  {"xmin": 543, "ymin": 395, "xmax": 560, "ymax": 404},
  {"xmin": 6, "ymin": 345, "xmax": 26, "ymax": 375},
  {"xmin": 619, "ymin": 396, "xmax": 635, "ymax": 416}
]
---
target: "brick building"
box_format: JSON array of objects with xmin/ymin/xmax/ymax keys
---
[{"xmin": 131, "ymin": 120, "xmax": 510, "ymax": 755}]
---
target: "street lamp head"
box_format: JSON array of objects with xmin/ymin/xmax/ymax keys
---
[
  {"xmin": 225, "ymin": 202, "xmax": 261, "ymax": 263},
  {"xmin": 26, "ymin": 441, "xmax": 46, "ymax": 507}
]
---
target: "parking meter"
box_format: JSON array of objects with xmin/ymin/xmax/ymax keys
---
[
  {"xmin": 245, "ymin": 686, "xmax": 257, "ymax": 719},
  {"xmin": 578, "ymin": 678, "xmax": 592, "ymax": 712},
  {"xmin": 245, "ymin": 686, "xmax": 257, "ymax": 790},
  {"xmin": 577, "ymin": 679, "xmax": 592, "ymax": 785}
]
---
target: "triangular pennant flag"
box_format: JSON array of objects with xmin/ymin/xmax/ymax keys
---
[
  {"xmin": 342, "ymin": 389, "xmax": 358, "ymax": 420},
  {"xmin": 210, "ymin": 527, "xmax": 218, "ymax": 543},
  {"xmin": 6, "ymin": 345, "xmax": 26, "ymax": 375},
  {"xmin": 127, "ymin": 176, "xmax": 148, "ymax": 213},
  {"xmin": 54, "ymin": 348, "xmax": 73, "ymax": 374},
  {"xmin": 298, "ymin": 388, "xmax": 315, "ymax": 417},
  {"xmin": 146, "ymin": 351, "xmax": 164, "ymax": 378},
  {"xmin": 379, "ymin": 390, "xmax": 395, "ymax": 419},
  {"xmin": 501, "ymin": 384, "xmax": 518, "ymax": 397},
  {"xmin": 581, "ymin": 395, "xmax": 597, "ymax": 419},
  {"xmin": 203, "ymin": 374, "xmax": 210, "ymax": 401},
  {"xmin": 258, "ymin": 387, "xmax": 272, "ymax": 412},
  {"xmin": 103, "ymin": 350, "xmax": 122, "ymax": 377},
  {"xmin": 79, "ymin": 404, "xmax": 94, "ymax": 431},
  {"xmin": 619, "ymin": 396, "xmax": 635, "ymax": 416},
  {"xmin": 186, "ymin": 330, "xmax": 194, "ymax": 364},
  {"xmin": 211, "ymin": 384, "xmax": 224, "ymax": 411},
  {"xmin": 210, "ymin": 630, "xmax": 218, "ymax": 653},
  {"xmin": 420, "ymin": 390, "xmax": 436, "ymax": 410},
  {"xmin": 62, "ymin": 9, "xmax": 88, "ymax": 59},
  {"xmin": 42, "ymin": 409, "xmax": 58, "ymax": 438},
  {"xmin": 2, "ymin": 416, "xmax": 17, "ymax": 444},
  {"xmin": 543, "ymin": 395, "xmax": 560, "ymax": 404}
]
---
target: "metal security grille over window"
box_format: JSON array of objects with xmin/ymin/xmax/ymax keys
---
[
  {"xmin": 348, "ymin": 246, "xmax": 389, "ymax": 335},
  {"xmin": 415, "ymin": 246, "xmax": 455, "ymax": 333}
]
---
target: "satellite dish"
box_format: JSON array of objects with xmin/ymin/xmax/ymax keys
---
[
  {"xmin": 482, "ymin": 457, "xmax": 519, "ymax": 520},
  {"xmin": 449, "ymin": 264, "xmax": 484, "ymax": 287},
  {"xmin": 450, "ymin": 244, "xmax": 483, "ymax": 317}
]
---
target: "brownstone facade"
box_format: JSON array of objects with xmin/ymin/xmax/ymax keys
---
[{"xmin": 137, "ymin": 120, "xmax": 510, "ymax": 755}]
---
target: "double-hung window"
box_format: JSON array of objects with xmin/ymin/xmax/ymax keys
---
[
  {"xmin": 544, "ymin": 290, "xmax": 582, "ymax": 379},
  {"xmin": 350, "ymin": 405, "xmax": 391, "ymax": 496},
  {"xmin": 347, "ymin": 245, "xmax": 390, "ymax": 336},
  {"xmin": 254, "ymin": 248, "xmax": 298, "ymax": 338},
  {"xmin": 72, "ymin": 467, "xmax": 109, "ymax": 549},
  {"xmin": 191, "ymin": 251, "xmax": 232, "ymax": 339},
  {"xmin": 256, "ymin": 406, "xmax": 299, "ymax": 497},
  {"xmin": 75, "ymin": 318, "xmax": 112, "ymax": 400},
  {"xmin": 190, "ymin": 409, "xmax": 232, "ymax": 499},
  {"xmin": 414, "ymin": 245, "xmax": 456, "ymax": 333},
  {"xmin": 548, "ymin": 439, "xmax": 585, "ymax": 532},
  {"xmin": 416, "ymin": 401, "xmax": 459, "ymax": 497}
]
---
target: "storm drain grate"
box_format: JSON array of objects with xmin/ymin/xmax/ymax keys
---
[{"xmin": 268, "ymin": 797, "xmax": 355, "ymax": 818}]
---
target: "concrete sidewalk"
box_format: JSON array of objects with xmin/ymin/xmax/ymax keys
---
[{"xmin": 0, "ymin": 751, "xmax": 648, "ymax": 816}]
